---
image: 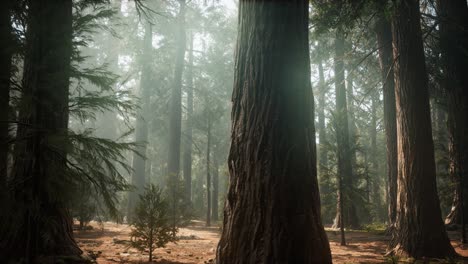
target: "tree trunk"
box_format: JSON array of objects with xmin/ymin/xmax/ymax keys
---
[
  {"xmin": 167, "ymin": 0, "xmax": 186, "ymax": 180},
  {"xmin": 389, "ymin": 0, "xmax": 456, "ymax": 258},
  {"xmin": 332, "ymin": 29, "xmax": 360, "ymax": 230},
  {"xmin": 5, "ymin": 0, "xmax": 82, "ymax": 261},
  {"xmin": 317, "ymin": 60, "xmax": 328, "ymax": 176},
  {"xmin": 206, "ymin": 114, "xmax": 211, "ymax": 227},
  {"xmin": 370, "ymin": 90, "xmax": 382, "ymax": 221},
  {"xmin": 212, "ymin": 156, "xmax": 219, "ymax": 222},
  {"xmin": 0, "ymin": 0, "xmax": 12, "ymax": 188},
  {"xmin": 217, "ymin": 1, "xmax": 332, "ymax": 263},
  {"xmin": 183, "ymin": 32, "xmax": 194, "ymax": 203},
  {"xmin": 128, "ymin": 22, "xmax": 153, "ymax": 221},
  {"xmin": 167, "ymin": 0, "xmax": 186, "ymax": 236},
  {"xmin": 374, "ymin": 8, "xmax": 397, "ymax": 229},
  {"xmin": 438, "ymin": 0, "xmax": 468, "ymax": 231}
]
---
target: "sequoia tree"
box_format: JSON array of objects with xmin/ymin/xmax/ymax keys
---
[
  {"xmin": 374, "ymin": 3, "xmax": 397, "ymax": 229},
  {"xmin": 5, "ymin": 0, "xmax": 82, "ymax": 261},
  {"xmin": 332, "ymin": 28, "xmax": 359, "ymax": 230},
  {"xmin": 216, "ymin": 1, "xmax": 332, "ymax": 263},
  {"xmin": 389, "ymin": 0, "xmax": 456, "ymax": 258}
]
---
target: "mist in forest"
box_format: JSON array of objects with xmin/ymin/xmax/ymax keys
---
[{"xmin": 1, "ymin": 0, "xmax": 467, "ymax": 263}]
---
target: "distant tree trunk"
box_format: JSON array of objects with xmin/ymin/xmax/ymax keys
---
[
  {"xmin": 216, "ymin": 1, "xmax": 332, "ymax": 263},
  {"xmin": 317, "ymin": 60, "xmax": 328, "ymax": 176},
  {"xmin": 183, "ymin": 32, "xmax": 194, "ymax": 203},
  {"xmin": 438, "ymin": 0, "xmax": 468, "ymax": 232},
  {"xmin": 346, "ymin": 57, "xmax": 358, "ymax": 189},
  {"xmin": 389, "ymin": 0, "xmax": 456, "ymax": 258},
  {"xmin": 5, "ymin": 0, "xmax": 82, "ymax": 261},
  {"xmin": 167, "ymin": 0, "xmax": 186, "ymax": 237},
  {"xmin": 128, "ymin": 23, "xmax": 153, "ymax": 221},
  {"xmin": 0, "ymin": 0, "xmax": 12, "ymax": 187},
  {"xmin": 374, "ymin": 8, "xmax": 397, "ymax": 229},
  {"xmin": 206, "ymin": 114, "xmax": 211, "ymax": 227},
  {"xmin": 168, "ymin": 0, "xmax": 186, "ymax": 236},
  {"xmin": 370, "ymin": 90, "xmax": 382, "ymax": 221},
  {"xmin": 332, "ymin": 28, "xmax": 360, "ymax": 230},
  {"xmin": 212, "ymin": 156, "xmax": 219, "ymax": 222}
]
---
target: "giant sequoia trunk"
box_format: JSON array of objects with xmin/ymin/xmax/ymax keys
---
[
  {"xmin": 0, "ymin": 0, "xmax": 12, "ymax": 187},
  {"xmin": 332, "ymin": 29, "xmax": 360, "ymax": 230},
  {"xmin": 127, "ymin": 23, "xmax": 153, "ymax": 220},
  {"xmin": 438, "ymin": 0, "xmax": 468, "ymax": 229},
  {"xmin": 389, "ymin": 0, "xmax": 456, "ymax": 258},
  {"xmin": 183, "ymin": 33, "xmax": 194, "ymax": 203},
  {"xmin": 374, "ymin": 8, "xmax": 397, "ymax": 230},
  {"xmin": 4, "ymin": 0, "xmax": 83, "ymax": 261},
  {"xmin": 216, "ymin": 1, "xmax": 332, "ymax": 263}
]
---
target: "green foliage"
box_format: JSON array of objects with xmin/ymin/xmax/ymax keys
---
[{"xmin": 130, "ymin": 184, "xmax": 175, "ymax": 262}]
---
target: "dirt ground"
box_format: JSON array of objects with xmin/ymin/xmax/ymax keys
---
[{"xmin": 75, "ymin": 221, "xmax": 468, "ymax": 264}]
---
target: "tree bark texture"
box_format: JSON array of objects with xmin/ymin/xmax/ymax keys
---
[
  {"xmin": 183, "ymin": 32, "xmax": 194, "ymax": 203},
  {"xmin": 4, "ymin": 0, "xmax": 82, "ymax": 261},
  {"xmin": 216, "ymin": 1, "xmax": 332, "ymax": 263},
  {"xmin": 438, "ymin": 0, "xmax": 468, "ymax": 228},
  {"xmin": 128, "ymin": 22, "xmax": 153, "ymax": 221},
  {"xmin": 332, "ymin": 29, "xmax": 360, "ymax": 230},
  {"xmin": 389, "ymin": 0, "xmax": 456, "ymax": 258}
]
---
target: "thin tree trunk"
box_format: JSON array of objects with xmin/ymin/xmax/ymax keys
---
[
  {"xmin": 389, "ymin": 0, "xmax": 456, "ymax": 258},
  {"xmin": 168, "ymin": 0, "xmax": 186, "ymax": 236},
  {"xmin": 438, "ymin": 0, "xmax": 468, "ymax": 234},
  {"xmin": 206, "ymin": 115, "xmax": 211, "ymax": 227},
  {"xmin": 217, "ymin": 1, "xmax": 332, "ymax": 263},
  {"xmin": 370, "ymin": 90, "xmax": 382, "ymax": 221},
  {"xmin": 5, "ymin": 0, "xmax": 82, "ymax": 261},
  {"xmin": 317, "ymin": 60, "xmax": 328, "ymax": 176},
  {"xmin": 128, "ymin": 22, "xmax": 153, "ymax": 221},
  {"xmin": 374, "ymin": 8, "xmax": 397, "ymax": 229},
  {"xmin": 0, "ymin": 0, "xmax": 12, "ymax": 188},
  {"xmin": 332, "ymin": 28, "xmax": 360, "ymax": 230},
  {"xmin": 212, "ymin": 156, "xmax": 219, "ymax": 222},
  {"xmin": 183, "ymin": 32, "xmax": 194, "ymax": 203}
]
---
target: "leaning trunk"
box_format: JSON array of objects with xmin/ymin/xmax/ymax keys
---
[
  {"xmin": 389, "ymin": 0, "xmax": 456, "ymax": 258},
  {"xmin": 217, "ymin": 1, "xmax": 332, "ymax": 263}
]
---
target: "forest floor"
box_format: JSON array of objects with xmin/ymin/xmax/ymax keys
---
[{"xmin": 75, "ymin": 221, "xmax": 468, "ymax": 264}]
